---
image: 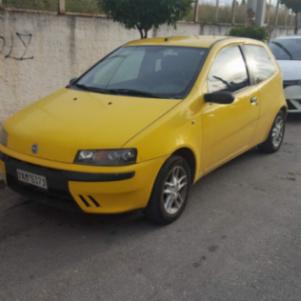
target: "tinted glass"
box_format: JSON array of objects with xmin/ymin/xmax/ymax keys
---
[
  {"xmin": 244, "ymin": 45, "xmax": 276, "ymax": 84},
  {"xmin": 75, "ymin": 46, "xmax": 207, "ymax": 99},
  {"xmin": 269, "ymin": 39, "xmax": 301, "ymax": 61},
  {"xmin": 208, "ymin": 46, "xmax": 249, "ymax": 93}
]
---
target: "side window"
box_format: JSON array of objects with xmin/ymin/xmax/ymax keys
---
[
  {"xmin": 243, "ymin": 45, "xmax": 276, "ymax": 84},
  {"xmin": 208, "ymin": 46, "xmax": 249, "ymax": 93}
]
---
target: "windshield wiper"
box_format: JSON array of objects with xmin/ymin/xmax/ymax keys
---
[
  {"xmin": 73, "ymin": 85, "xmax": 164, "ymax": 99},
  {"xmin": 271, "ymin": 41, "xmax": 293, "ymax": 60},
  {"xmin": 105, "ymin": 88, "xmax": 162, "ymax": 98},
  {"xmin": 73, "ymin": 83, "xmax": 109, "ymax": 93}
]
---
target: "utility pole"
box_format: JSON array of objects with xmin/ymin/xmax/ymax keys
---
[
  {"xmin": 274, "ymin": 0, "xmax": 280, "ymax": 27},
  {"xmin": 255, "ymin": 0, "xmax": 266, "ymax": 26},
  {"xmin": 247, "ymin": 0, "xmax": 267, "ymax": 26},
  {"xmin": 231, "ymin": 0, "xmax": 237, "ymax": 24},
  {"xmin": 266, "ymin": 0, "xmax": 271, "ymax": 24},
  {"xmin": 193, "ymin": 0, "xmax": 199, "ymax": 23},
  {"xmin": 247, "ymin": 0, "xmax": 256, "ymax": 25},
  {"xmin": 215, "ymin": 0, "xmax": 220, "ymax": 23},
  {"xmin": 58, "ymin": 0, "xmax": 65, "ymax": 14}
]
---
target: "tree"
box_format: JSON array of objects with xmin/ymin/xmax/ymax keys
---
[
  {"xmin": 98, "ymin": 0, "xmax": 194, "ymax": 39},
  {"xmin": 280, "ymin": 0, "xmax": 301, "ymax": 33}
]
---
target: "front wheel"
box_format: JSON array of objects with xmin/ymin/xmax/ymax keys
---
[
  {"xmin": 144, "ymin": 156, "xmax": 192, "ymax": 225},
  {"xmin": 258, "ymin": 110, "xmax": 286, "ymax": 153}
]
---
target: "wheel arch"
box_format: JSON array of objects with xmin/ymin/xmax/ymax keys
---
[
  {"xmin": 280, "ymin": 105, "xmax": 288, "ymax": 116},
  {"xmin": 171, "ymin": 147, "xmax": 197, "ymax": 183}
]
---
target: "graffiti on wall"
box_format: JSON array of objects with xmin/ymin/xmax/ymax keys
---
[{"xmin": 0, "ymin": 32, "xmax": 34, "ymax": 60}]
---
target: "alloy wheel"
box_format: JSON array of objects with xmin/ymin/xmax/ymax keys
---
[
  {"xmin": 162, "ymin": 165, "xmax": 189, "ymax": 215},
  {"xmin": 272, "ymin": 114, "xmax": 285, "ymax": 149}
]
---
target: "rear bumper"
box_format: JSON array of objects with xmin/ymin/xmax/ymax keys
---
[{"xmin": 0, "ymin": 148, "xmax": 166, "ymax": 214}]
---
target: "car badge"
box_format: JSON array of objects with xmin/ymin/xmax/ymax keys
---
[{"xmin": 32, "ymin": 144, "xmax": 38, "ymax": 154}]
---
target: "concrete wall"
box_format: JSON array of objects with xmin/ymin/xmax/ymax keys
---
[{"xmin": 0, "ymin": 10, "xmax": 295, "ymax": 125}]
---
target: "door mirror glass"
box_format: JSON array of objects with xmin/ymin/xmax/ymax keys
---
[{"xmin": 204, "ymin": 91, "xmax": 235, "ymax": 104}]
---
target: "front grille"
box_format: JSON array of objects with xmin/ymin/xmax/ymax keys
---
[
  {"xmin": 286, "ymin": 99, "xmax": 301, "ymax": 112},
  {"xmin": 287, "ymin": 100, "xmax": 296, "ymax": 111},
  {"xmin": 283, "ymin": 80, "xmax": 301, "ymax": 88}
]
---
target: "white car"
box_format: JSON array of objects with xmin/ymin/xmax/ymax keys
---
[{"xmin": 269, "ymin": 36, "xmax": 301, "ymax": 113}]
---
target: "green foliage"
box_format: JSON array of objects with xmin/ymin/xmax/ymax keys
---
[
  {"xmin": 280, "ymin": 0, "xmax": 301, "ymax": 13},
  {"xmin": 98, "ymin": 0, "xmax": 193, "ymax": 39},
  {"xmin": 229, "ymin": 26, "xmax": 270, "ymax": 41}
]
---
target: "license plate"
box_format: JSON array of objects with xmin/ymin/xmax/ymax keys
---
[{"xmin": 17, "ymin": 169, "xmax": 48, "ymax": 190}]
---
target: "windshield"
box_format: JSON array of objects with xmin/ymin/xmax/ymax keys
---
[
  {"xmin": 269, "ymin": 39, "xmax": 301, "ymax": 61},
  {"xmin": 73, "ymin": 46, "xmax": 207, "ymax": 99}
]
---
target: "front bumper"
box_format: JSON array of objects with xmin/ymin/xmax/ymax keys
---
[
  {"xmin": 0, "ymin": 147, "xmax": 166, "ymax": 214},
  {"xmin": 284, "ymin": 81, "xmax": 301, "ymax": 113}
]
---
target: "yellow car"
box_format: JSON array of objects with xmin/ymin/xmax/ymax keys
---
[{"xmin": 0, "ymin": 36, "xmax": 287, "ymax": 224}]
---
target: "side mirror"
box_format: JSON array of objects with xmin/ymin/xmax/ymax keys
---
[{"xmin": 204, "ymin": 91, "xmax": 235, "ymax": 104}]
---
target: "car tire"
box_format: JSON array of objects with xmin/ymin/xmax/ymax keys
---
[
  {"xmin": 258, "ymin": 110, "xmax": 286, "ymax": 154},
  {"xmin": 144, "ymin": 156, "xmax": 192, "ymax": 225}
]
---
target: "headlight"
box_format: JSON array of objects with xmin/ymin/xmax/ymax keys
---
[
  {"xmin": 75, "ymin": 149, "xmax": 137, "ymax": 166},
  {"xmin": 0, "ymin": 124, "xmax": 8, "ymax": 146}
]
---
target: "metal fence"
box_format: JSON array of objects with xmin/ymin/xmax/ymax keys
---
[
  {"xmin": 0, "ymin": 0, "xmax": 296, "ymax": 27},
  {"xmin": 2, "ymin": 0, "xmax": 57, "ymax": 11},
  {"xmin": 66, "ymin": 0, "xmax": 103, "ymax": 14},
  {"xmin": 193, "ymin": 0, "xmax": 296, "ymax": 27},
  {"xmin": 1, "ymin": 0, "xmax": 103, "ymax": 14}
]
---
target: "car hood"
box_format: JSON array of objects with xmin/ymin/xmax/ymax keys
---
[
  {"xmin": 277, "ymin": 60, "xmax": 301, "ymax": 81},
  {"xmin": 5, "ymin": 88, "xmax": 180, "ymax": 163}
]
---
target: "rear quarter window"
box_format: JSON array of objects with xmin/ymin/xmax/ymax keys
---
[{"xmin": 243, "ymin": 45, "xmax": 277, "ymax": 84}]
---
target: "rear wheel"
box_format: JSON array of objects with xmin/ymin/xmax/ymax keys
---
[
  {"xmin": 258, "ymin": 110, "xmax": 286, "ymax": 153},
  {"xmin": 144, "ymin": 156, "xmax": 192, "ymax": 225}
]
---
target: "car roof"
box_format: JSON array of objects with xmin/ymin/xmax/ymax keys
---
[
  {"xmin": 272, "ymin": 36, "xmax": 301, "ymax": 40},
  {"xmin": 126, "ymin": 35, "xmax": 263, "ymax": 49}
]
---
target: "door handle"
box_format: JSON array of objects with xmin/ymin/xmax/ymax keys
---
[{"xmin": 250, "ymin": 96, "xmax": 258, "ymax": 105}]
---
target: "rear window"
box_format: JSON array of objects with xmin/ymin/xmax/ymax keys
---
[
  {"xmin": 269, "ymin": 39, "xmax": 301, "ymax": 61},
  {"xmin": 243, "ymin": 45, "xmax": 276, "ymax": 84}
]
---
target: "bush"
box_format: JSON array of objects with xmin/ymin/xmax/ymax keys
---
[{"xmin": 229, "ymin": 26, "xmax": 270, "ymax": 41}]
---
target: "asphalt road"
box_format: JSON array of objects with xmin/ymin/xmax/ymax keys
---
[{"xmin": 0, "ymin": 118, "xmax": 301, "ymax": 301}]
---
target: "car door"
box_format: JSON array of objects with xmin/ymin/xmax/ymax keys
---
[
  {"xmin": 241, "ymin": 44, "xmax": 280, "ymax": 145},
  {"xmin": 201, "ymin": 45, "xmax": 261, "ymax": 173}
]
